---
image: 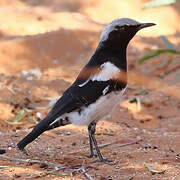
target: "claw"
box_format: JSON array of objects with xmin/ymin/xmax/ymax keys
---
[{"xmin": 87, "ymin": 153, "xmax": 97, "ymax": 158}]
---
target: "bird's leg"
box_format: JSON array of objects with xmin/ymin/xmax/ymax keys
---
[
  {"xmin": 88, "ymin": 121, "xmax": 106, "ymax": 162},
  {"xmin": 88, "ymin": 133, "xmax": 96, "ymax": 158},
  {"xmin": 88, "ymin": 122, "xmax": 97, "ymax": 158}
]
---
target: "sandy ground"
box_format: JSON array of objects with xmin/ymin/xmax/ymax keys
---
[{"xmin": 0, "ymin": 0, "xmax": 180, "ymax": 179}]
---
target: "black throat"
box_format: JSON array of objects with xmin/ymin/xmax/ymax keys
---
[{"xmin": 87, "ymin": 39, "xmax": 128, "ymax": 73}]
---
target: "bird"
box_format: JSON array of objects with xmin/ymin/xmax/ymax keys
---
[{"xmin": 17, "ymin": 18, "xmax": 155, "ymax": 163}]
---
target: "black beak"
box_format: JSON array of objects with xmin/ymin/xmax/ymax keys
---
[{"xmin": 139, "ymin": 23, "xmax": 156, "ymax": 29}]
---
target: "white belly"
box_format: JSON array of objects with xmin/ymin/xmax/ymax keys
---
[{"xmin": 60, "ymin": 88, "xmax": 126, "ymax": 126}]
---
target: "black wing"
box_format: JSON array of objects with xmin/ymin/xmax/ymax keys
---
[{"xmin": 47, "ymin": 79, "xmax": 113, "ymax": 121}]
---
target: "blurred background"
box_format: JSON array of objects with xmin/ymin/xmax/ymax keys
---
[{"xmin": 0, "ymin": 0, "xmax": 180, "ymax": 179}]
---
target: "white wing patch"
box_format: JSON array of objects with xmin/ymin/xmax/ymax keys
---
[
  {"xmin": 103, "ymin": 85, "xmax": 110, "ymax": 95},
  {"xmin": 91, "ymin": 62, "xmax": 120, "ymax": 81},
  {"xmin": 78, "ymin": 79, "xmax": 89, "ymax": 87},
  {"xmin": 78, "ymin": 62, "xmax": 120, "ymax": 87}
]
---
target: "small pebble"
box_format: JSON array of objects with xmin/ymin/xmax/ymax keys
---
[
  {"xmin": 55, "ymin": 166, "xmax": 61, "ymax": 171},
  {"xmin": 112, "ymin": 152, "xmax": 117, "ymax": 155},
  {"xmin": 153, "ymin": 146, "xmax": 158, "ymax": 150},
  {"xmin": 27, "ymin": 76, "xmax": 33, "ymax": 81},
  {"xmin": 66, "ymin": 132, "xmax": 71, "ymax": 136},
  {"xmin": 27, "ymin": 89, "xmax": 32, "ymax": 94},
  {"xmin": 143, "ymin": 144, "xmax": 152, "ymax": 149},
  {"xmin": 119, "ymin": 109, "xmax": 124, "ymax": 112},
  {"xmin": 39, "ymin": 163, "xmax": 48, "ymax": 169},
  {"xmin": 169, "ymin": 149, "xmax": 175, "ymax": 153},
  {"xmin": 71, "ymin": 142, "xmax": 76, "ymax": 146},
  {"xmin": 14, "ymin": 174, "xmax": 21, "ymax": 178},
  {"xmin": 37, "ymin": 16, "xmax": 43, "ymax": 21},
  {"xmin": 104, "ymin": 114, "xmax": 111, "ymax": 119},
  {"xmin": 158, "ymin": 115, "xmax": 163, "ymax": 119},
  {"xmin": 36, "ymin": 112, "xmax": 42, "ymax": 119}
]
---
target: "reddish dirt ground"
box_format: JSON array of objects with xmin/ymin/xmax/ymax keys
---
[{"xmin": 0, "ymin": 0, "xmax": 180, "ymax": 179}]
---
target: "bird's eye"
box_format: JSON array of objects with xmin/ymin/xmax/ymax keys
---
[
  {"xmin": 114, "ymin": 25, "xmax": 121, "ymax": 30},
  {"xmin": 115, "ymin": 25, "xmax": 120, "ymax": 29},
  {"xmin": 122, "ymin": 25, "xmax": 129, "ymax": 30},
  {"xmin": 120, "ymin": 26, "xmax": 125, "ymax": 31},
  {"xmin": 115, "ymin": 25, "xmax": 129, "ymax": 31}
]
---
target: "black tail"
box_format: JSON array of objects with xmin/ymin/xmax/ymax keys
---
[
  {"xmin": 17, "ymin": 110, "xmax": 68, "ymax": 150},
  {"xmin": 17, "ymin": 93, "xmax": 73, "ymax": 150},
  {"xmin": 17, "ymin": 119, "xmax": 50, "ymax": 150}
]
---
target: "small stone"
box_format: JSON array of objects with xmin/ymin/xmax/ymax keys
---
[
  {"xmin": 26, "ymin": 76, "xmax": 33, "ymax": 81},
  {"xmin": 20, "ymin": 70, "xmax": 28, "ymax": 77},
  {"xmin": 14, "ymin": 174, "xmax": 21, "ymax": 178},
  {"xmin": 153, "ymin": 146, "xmax": 158, "ymax": 150},
  {"xmin": 143, "ymin": 144, "xmax": 152, "ymax": 149},
  {"xmin": 55, "ymin": 166, "xmax": 60, "ymax": 171},
  {"xmin": 20, "ymin": 69, "xmax": 42, "ymax": 80},
  {"xmin": 158, "ymin": 115, "xmax": 163, "ymax": 119},
  {"xmin": 37, "ymin": 16, "xmax": 43, "ymax": 21},
  {"xmin": 71, "ymin": 142, "xmax": 76, "ymax": 146},
  {"xmin": 104, "ymin": 114, "xmax": 111, "ymax": 119},
  {"xmin": 66, "ymin": 132, "xmax": 71, "ymax": 136},
  {"xmin": 39, "ymin": 163, "xmax": 48, "ymax": 169},
  {"xmin": 169, "ymin": 149, "xmax": 175, "ymax": 153},
  {"xmin": 119, "ymin": 109, "xmax": 124, "ymax": 112},
  {"xmin": 27, "ymin": 89, "xmax": 32, "ymax": 94},
  {"xmin": 36, "ymin": 112, "xmax": 42, "ymax": 119}
]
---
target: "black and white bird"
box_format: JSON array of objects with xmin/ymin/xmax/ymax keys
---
[{"xmin": 17, "ymin": 18, "xmax": 155, "ymax": 162}]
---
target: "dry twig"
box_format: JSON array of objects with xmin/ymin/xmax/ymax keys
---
[
  {"xmin": 68, "ymin": 138, "xmax": 141, "ymax": 155},
  {"xmin": 0, "ymin": 154, "xmax": 94, "ymax": 180},
  {"xmin": 0, "ymin": 154, "xmax": 65, "ymax": 170},
  {"xmin": 99, "ymin": 137, "xmax": 141, "ymax": 148},
  {"xmin": 81, "ymin": 167, "xmax": 94, "ymax": 180}
]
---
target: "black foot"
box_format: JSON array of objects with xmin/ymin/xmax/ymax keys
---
[
  {"xmin": 92, "ymin": 158, "xmax": 113, "ymax": 164},
  {"xmin": 87, "ymin": 153, "xmax": 97, "ymax": 158}
]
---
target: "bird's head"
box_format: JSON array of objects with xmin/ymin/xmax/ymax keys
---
[{"xmin": 99, "ymin": 18, "xmax": 155, "ymax": 46}]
